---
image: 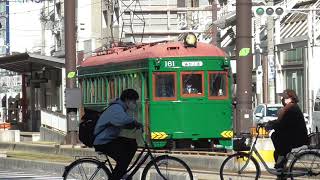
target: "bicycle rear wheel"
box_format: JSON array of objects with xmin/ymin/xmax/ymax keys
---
[
  {"xmin": 63, "ymin": 158, "xmax": 111, "ymax": 180},
  {"xmin": 289, "ymin": 151, "xmax": 320, "ymax": 180},
  {"xmin": 220, "ymin": 152, "xmax": 260, "ymax": 180},
  {"xmin": 141, "ymin": 155, "xmax": 193, "ymax": 180}
]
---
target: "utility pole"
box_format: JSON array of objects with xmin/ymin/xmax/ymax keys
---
[
  {"xmin": 186, "ymin": 0, "xmax": 193, "ymax": 29},
  {"xmin": 211, "ymin": 0, "xmax": 218, "ymax": 45},
  {"xmin": 235, "ymin": 0, "xmax": 253, "ymax": 136},
  {"xmin": 5, "ymin": 0, "xmax": 9, "ymax": 55},
  {"xmin": 263, "ymin": 55, "xmax": 269, "ymax": 103},
  {"xmin": 65, "ymin": 0, "xmax": 78, "ymax": 145},
  {"xmin": 267, "ymin": 0, "xmax": 275, "ymax": 103}
]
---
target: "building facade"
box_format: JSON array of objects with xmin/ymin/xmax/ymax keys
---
[
  {"xmin": 275, "ymin": 0, "xmax": 320, "ymax": 130},
  {"xmin": 213, "ymin": 0, "xmax": 320, "ymax": 130}
]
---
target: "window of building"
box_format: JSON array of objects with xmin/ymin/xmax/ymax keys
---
[
  {"xmin": 177, "ymin": 0, "xmax": 199, "ymax": 7},
  {"xmin": 56, "ymin": 2, "xmax": 61, "ymax": 17},
  {"xmin": 177, "ymin": 0, "xmax": 186, "ymax": 7},
  {"xmin": 192, "ymin": 0, "xmax": 199, "ymax": 7},
  {"xmin": 181, "ymin": 71, "xmax": 204, "ymax": 97},
  {"xmin": 153, "ymin": 72, "xmax": 176, "ymax": 101},
  {"xmin": 284, "ymin": 48, "xmax": 304, "ymax": 64},
  {"xmin": 314, "ymin": 98, "xmax": 320, "ymax": 111},
  {"xmin": 285, "ymin": 70, "xmax": 304, "ymax": 110},
  {"xmin": 208, "ymin": 72, "xmax": 228, "ymax": 99}
]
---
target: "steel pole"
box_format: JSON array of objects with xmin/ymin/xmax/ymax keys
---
[
  {"xmin": 65, "ymin": 0, "xmax": 78, "ymax": 145},
  {"xmin": 263, "ymin": 55, "xmax": 269, "ymax": 103},
  {"xmin": 267, "ymin": 0, "xmax": 275, "ymax": 104},
  {"xmin": 211, "ymin": 0, "xmax": 217, "ymax": 45},
  {"xmin": 235, "ymin": 0, "xmax": 253, "ymax": 136},
  {"xmin": 5, "ymin": 0, "xmax": 10, "ymax": 55}
]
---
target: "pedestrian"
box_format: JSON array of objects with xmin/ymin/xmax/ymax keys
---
[
  {"xmin": 93, "ymin": 89, "xmax": 142, "ymax": 180},
  {"xmin": 266, "ymin": 89, "xmax": 309, "ymax": 171}
]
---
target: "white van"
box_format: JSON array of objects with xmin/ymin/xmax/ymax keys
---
[{"xmin": 253, "ymin": 103, "xmax": 283, "ymax": 124}]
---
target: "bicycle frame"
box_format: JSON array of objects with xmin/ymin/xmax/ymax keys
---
[
  {"xmin": 104, "ymin": 140, "xmax": 167, "ymax": 179},
  {"xmin": 241, "ymin": 126, "xmax": 311, "ymax": 178}
]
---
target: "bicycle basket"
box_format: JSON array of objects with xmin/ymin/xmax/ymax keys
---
[
  {"xmin": 308, "ymin": 132, "xmax": 320, "ymax": 149},
  {"xmin": 233, "ymin": 137, "xmax": 251, "ymax": 151}
]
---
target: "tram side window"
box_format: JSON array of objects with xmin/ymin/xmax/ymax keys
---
[
  {"xmin": 181, "ymin": 72, "xmax": 204, "ymax": 96},
  {"xmin": 109, "ymin": 79, "xmax": 115, "ymax": 100},
  {"xmin": 91, "ymin": 79, "xmax": 95, "ymax": 103},
  {"xmin": 153, "ymin": 72, "xmax": 176, "ymax": 100},
  {"xmin": 209, "ymin": 72, "xmax": 228, "ymax": 98}
]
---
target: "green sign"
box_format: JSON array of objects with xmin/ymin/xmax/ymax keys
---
[
  {"xmin": 239, "ymin": 48, "xmax": 251, "ymax": 57},
  {"xmin": 67, "ymin": 71, "xmax": 76, "ymax": 79}
]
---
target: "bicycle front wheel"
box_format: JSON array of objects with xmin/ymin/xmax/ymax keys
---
[
  {"xmin": 63, "ymin": 158, "xmax": 111, "ymax": 180},
  {"xmin": 141, "ymin": 155, "xmax": 193, "ymax": 180},
  {"xmin": 220, "ymin": 152, "xmax": 260, "ymax": 180},
  {"xmin": 289, "ymin": 151, "xmax": 320, "ymax": 180}
]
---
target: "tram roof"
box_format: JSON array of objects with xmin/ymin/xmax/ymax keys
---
[{"xmin": 80, "ymin": 41, "xmax": 226, "ymax": 68}]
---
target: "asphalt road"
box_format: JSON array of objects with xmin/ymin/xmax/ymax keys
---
[{"xmin": 0, "ymin": 169, "xmax": 62, "ymax": 180}]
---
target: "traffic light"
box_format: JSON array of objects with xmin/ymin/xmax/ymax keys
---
[{"xmin": 253, "ymin": 6, "xmax": 285, "ymax": 17}]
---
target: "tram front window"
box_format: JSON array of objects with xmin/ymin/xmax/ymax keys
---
[
  {"xmin": 181, "ymin": 72, "xmax": 203, "ymax": 96},
  {"xmin": 154, "ymin": 73, "xmax": 175, "ymax": 98},
  {"xmin": 209, "ymin": 72, "xmax": 227, "ymax": 98}
]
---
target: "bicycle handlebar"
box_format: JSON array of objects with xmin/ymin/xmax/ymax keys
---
[{"xmin": 257, "ymin": 123, "xmax": 267, "ymax": 128}]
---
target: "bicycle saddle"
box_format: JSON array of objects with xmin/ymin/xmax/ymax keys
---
[{"xmin": 291, "ymin": 145, "xmax": 308, "ymax": 153}]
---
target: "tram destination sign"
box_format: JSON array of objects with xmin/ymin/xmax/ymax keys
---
[{"xmin": 182, "ymin": 61, "xmax": 203, "ymax": 67}]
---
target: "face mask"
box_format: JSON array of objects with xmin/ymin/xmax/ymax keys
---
[{"xmin": 127, "ymin": 101, "xmax": 137, "ymax": 110}]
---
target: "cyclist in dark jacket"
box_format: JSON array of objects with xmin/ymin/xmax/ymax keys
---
[
  {"xmin": 94, "ymin": 89, "xmax": 142, "ymax": 180},
  {"xmin": 266, "ymin": 89, "xmax": 309, "ymax": 170}
]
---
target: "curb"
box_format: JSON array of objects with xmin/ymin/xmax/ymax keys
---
[
  {"xmin": 0, "ymin": 158, "xmax": 66, "ymax": 176},
  {"xmin": 0, "ymin": 142, "xmax": 226, "ymax": 171},
  {"xmin": 0, "ymin": 157, "xmax": 204, "ymax": 180}
]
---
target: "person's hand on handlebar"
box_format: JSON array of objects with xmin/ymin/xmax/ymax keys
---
[
  {"xmin": 257, "ymin": 122, "xmax": 274, "ymax": 130},
  {"xmin": 134, "ymin": 121, "xmax": 143, "ymax": 129},
  {"xmin": 257, "ymin": 122, "xmax": 267, "ymax": 128},
  {"xmin": 266, "ymin": 121, "xmax": 275, "ymax": 131}
]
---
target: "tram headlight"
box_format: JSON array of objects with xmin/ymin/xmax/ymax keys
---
[{"xmin": 184, "ymin": 33, "xmax": 197, "ymax": 47}]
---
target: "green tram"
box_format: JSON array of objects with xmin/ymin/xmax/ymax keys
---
[{"xmin": 78, "ymin": 40, "xmax": 233, "ymax": 150}]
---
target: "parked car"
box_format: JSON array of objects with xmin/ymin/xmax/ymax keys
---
[
  {"xmin": 253, "ymin": 103, "xmax": 311, "ymax": 133},
  {"xmin": 253, "ymin": 104, "xmax": 283, "ymax": 124},
  {"xmin": 303, "ymin": 113, "xmax": 312, "ymax": 134}
]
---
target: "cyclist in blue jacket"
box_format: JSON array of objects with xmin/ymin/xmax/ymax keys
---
[{"xmin": 94, "ymin": 89, "xmax": 142, "ymax": 180}]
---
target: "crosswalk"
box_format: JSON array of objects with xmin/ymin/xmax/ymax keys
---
[{"xmin": 0, "ymin": 170, "xmax": 63, "ymax": 180}]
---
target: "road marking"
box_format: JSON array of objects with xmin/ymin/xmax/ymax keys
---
[{"xmin": 0, "ymin": 170, "xmax": 62, "ymax": 179}]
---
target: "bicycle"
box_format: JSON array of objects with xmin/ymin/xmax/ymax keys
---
[
  {"xmin": 219, "ymin": 123, "xmax": 320, "ymax": 180},
  {"xmin": 62, "ymin": 132, "xmax": 193, "ymax": 180}
]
